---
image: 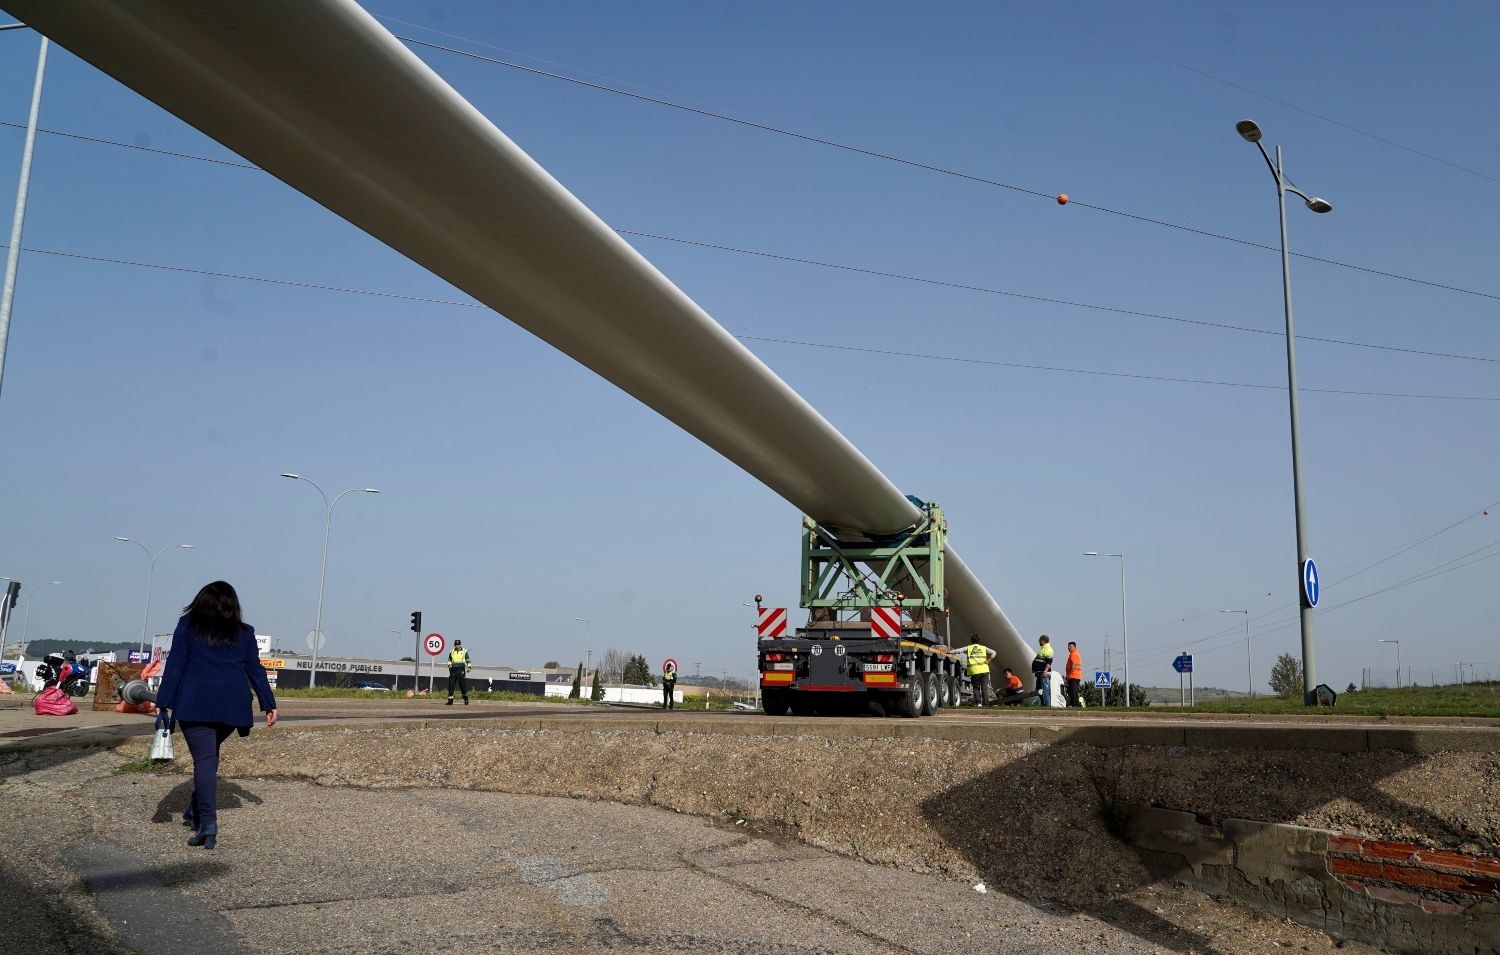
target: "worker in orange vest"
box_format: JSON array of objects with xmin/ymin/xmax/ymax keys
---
[{"xmin": 1065, "ymin": 640, "xmax": 1083, "ymax": 707}]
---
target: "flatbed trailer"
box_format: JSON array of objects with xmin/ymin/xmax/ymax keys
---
[
  {"xmin": 759, "ymin": 624, "xmax": 966, "ymax": 717},
  {"xmin": 757, "ymin": 500, "xmax": 972, "ymax": 717}
]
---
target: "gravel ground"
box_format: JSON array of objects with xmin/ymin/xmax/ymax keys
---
[
  {"xmin": 103, "ymin": 722, "xmax": 1475, "ymax": 953},
  {"xmin": 0, "ymin": 743, "xmax": 1218, "ymax": 955}
]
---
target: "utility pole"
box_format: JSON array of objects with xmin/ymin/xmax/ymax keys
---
[{"xmin": 0, "ymin": 30, "xmax": 46, "ymax": 403}]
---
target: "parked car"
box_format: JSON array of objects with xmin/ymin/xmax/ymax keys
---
[{"xmin": 351, "ymin": 680, "xmax": 390, "ymax": 691}]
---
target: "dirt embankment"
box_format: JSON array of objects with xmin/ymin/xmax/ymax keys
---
[{"xmin": 153, "ymin": 725, "xmax": 1498, "ymax": 898}]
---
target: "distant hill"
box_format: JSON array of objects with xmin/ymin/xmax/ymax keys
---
[
  {"xmin": 17, "ymin": 639, "xmax": 139, "ymax": 658},
  {"xmin": 1141, "ymin": 685, "xmax": 1253, "ymax": 704}
]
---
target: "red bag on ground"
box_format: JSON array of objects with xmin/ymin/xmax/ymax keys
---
[{"xmin": 34, "ymin": 686, "xmax": 78, "ymax": 716}]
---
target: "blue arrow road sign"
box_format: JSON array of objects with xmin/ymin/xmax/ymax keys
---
[
  {"xmin": 1094, "ymin": 671, "xmax": 1111, "ymax": 689},
  {"xmin": 1303, "ymin": 558, "xmax": 1320, "ymax": 608},
  {"xmin": 1173, "ymin": 654, "xmax": 1193, "ymax": 674}
]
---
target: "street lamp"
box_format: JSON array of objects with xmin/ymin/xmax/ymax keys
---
[
  {"xmin": 573, "ymin": 617, "xmax": 591, "ymax": 675},
  {"xmin": 281, "ymin": 473, "xmax": 380, "ymax": 687},
  {"xmin": 1236, "ymin": 118, "xmax": 1333, "ymax": 706},
  {"xmin": 1084, "ymin": 552, "xmax": 1129, "ymax": 706},
  {"xmin": 20, "ymin": 579, "xmax": 61, "ymax": 646},
  {"xmin": 1379, "ymin": 639, "xmax": 1401, "ymax": 689},
  {"xmin": 114, "ymin": 538, "xmax": 195, "ymax": 656},
  {"xmin": 0, "ymin": 22, "xmax": 46, "ymax": 402},
  {"xmin": 1220, "ymin": 609, "xmax": 1252, "ymax": 697}
]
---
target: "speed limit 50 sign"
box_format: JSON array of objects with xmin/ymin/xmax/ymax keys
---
[{"xmin": 424, "ymin": 633, "xmax": 446, "ymax": 656}]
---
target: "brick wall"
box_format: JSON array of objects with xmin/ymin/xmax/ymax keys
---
[
  {"xmin": 1126, "ymin": 807, "xmax": 1500, "ymax": 954},
  {"xmin": 1328, "ymin": 835, "xmax": 1500, "ymax": 916}
]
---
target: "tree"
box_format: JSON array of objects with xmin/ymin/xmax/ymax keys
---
[
  {"xmin": 1269, "ymin": 653, "xmax": 1304, "ymax": 697},
  {"xmin": 568, "ymin": 662, "xmax": 582, "ymax": 699},
  {"xmin": 623, "ymin": 654, "xmax": 654, "ymax": 686},
  {"xmin": 543, "ymin": 660, "xmax": 560, "ymax": 669},
  {"xmin": 1082, "ymin": 681, "xmax": 1149, "ymax": 708},
  {"xmin": 399, "ymin": 656, "xmax": 416, "ymax": 662},
  {"xmin": 600, "ymin": 648, "xmax": 627, "ymax": 683},
  {"xmin": 590, "ymin": 668, "xmax": 604, "ymax": 702}
]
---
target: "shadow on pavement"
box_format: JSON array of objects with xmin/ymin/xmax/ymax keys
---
[
  {"xmin": 0, "ymin": 853, "xmax": 129, "ymax": 954},
  {"xmin": 0, "ymin": 742, "xmax": 113, "ymax": 782},
  {"xmin": 152, "ymin": 779, "xmax": 263, "ymax": 823}
]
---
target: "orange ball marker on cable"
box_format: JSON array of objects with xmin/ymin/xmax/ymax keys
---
[{"xmin": 1056, "ymin": 193, "xmax": 1069, "ymax": 205}]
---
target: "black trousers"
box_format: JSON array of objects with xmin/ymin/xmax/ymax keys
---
[
  {"xmin": 448, "ymin": 669, "xmax": 468, "ymax": 700},
  {"xmin": 180, "ymin": 721, "xmax": 234, "ymax": 826},
  {"xmin": 663, "ymin": 680, "xmax": 675, "ymax": 709},
  {"xmin": 1066, "ymin": 678, "xmax": 1082, "ymax": 707},
  {"xmin": 970, "ymin": 671, "xmax": 991, "ymax": 704}
]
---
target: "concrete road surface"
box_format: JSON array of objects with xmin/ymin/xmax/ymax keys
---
[{"xmin": 1, "ymin": 746, "xmax": 1166, "ymax": 954}]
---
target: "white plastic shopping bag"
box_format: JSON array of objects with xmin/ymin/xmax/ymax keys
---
[{"xmin": 149, "ymin": 714, "xmax": 175, "ymax": 762}]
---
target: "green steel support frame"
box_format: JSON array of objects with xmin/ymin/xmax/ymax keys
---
[{"xmin": 801, "ymin": 502, "xmax": 946, "ymax": 616}]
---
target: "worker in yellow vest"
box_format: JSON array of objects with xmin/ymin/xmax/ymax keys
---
[
  {"xmin": 956, "ymin": 635, "xmax": 996, "ymax": 706},
  {"xmin": 446, "ymin": 640, "xmax": 471, "ymax": 705}
]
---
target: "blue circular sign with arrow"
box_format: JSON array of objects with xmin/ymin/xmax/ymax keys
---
[{"xmin": 1302, "ymin": 558, "xmax": 1320, "ymax": 608}]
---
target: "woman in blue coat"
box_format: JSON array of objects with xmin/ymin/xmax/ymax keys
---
[{"xmin": 156, "ymin": 581, "xmax": 277, "ymax": 849}]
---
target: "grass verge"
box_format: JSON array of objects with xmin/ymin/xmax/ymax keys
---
[{"xmin": 1185, "ymin": 682, "xmax": 1500, "ymax": 718}]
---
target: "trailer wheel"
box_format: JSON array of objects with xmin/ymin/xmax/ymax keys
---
[
  {"xmin": 893, "ymin": 677, "xmax": 922, "ymax": 718},
  {"xmin": 762, "ymin": 689, "xmax": 789, "ymax": 716},
  {"xmin": 921, "ymin": 673, "xmax": 939, "ymax": 715},
  {"xmin": 949, "ymin": 675, "xmax": 963, "ymax": 707},
  {"xmin": 934, "ymin": 672, "xmax": 951, "ymax": 709}
]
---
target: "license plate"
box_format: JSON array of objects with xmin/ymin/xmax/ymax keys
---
[
  {"xmin": 863, "ymin": 663, "xmax": 893, "ymax": 672},
  {"xmin": 766, "ymin": 662, "xmax": 794, "ymax": 671}
]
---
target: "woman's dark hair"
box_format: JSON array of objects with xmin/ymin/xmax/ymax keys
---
[{"xmin": 182, "ymin": 581, "xmax": 243, "ymax": 646}]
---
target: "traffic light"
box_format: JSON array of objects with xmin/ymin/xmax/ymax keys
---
[{"xmin": 410, "ymin": 611, "xmax": 422, "ymax": 634}]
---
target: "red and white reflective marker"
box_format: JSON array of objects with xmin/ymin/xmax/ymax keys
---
[
  {"xmin": 424, "ymin": 633, "xmax": 446, "ymax": 656},
  {"xmin": 663, "ymin": 657, "xmax": 678, "ymax": 677},
  {"xmin": 756, "ymin": 606, "xmax": 787, "ymax": 638},
  {"xmin": 871, "ymin": 607, "xmax": 902, "ymax": 638}
]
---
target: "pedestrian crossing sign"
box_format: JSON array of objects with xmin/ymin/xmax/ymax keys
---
[{"xmin": 1094, "ymin": 671, "xmax": 1112, "ymax": 689}]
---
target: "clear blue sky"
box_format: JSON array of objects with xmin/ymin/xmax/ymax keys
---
[{"xmin": 1, "ymin": 1, "xmax": 1496, "ymax": 691}]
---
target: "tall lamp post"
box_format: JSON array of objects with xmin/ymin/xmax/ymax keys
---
[
  {"xmin": 1220, "ymin": 609, "xmax": 1252, "ymax": 697},
  {"xmin": 0, "ymin": 22, "xmax": 47, "ymax": 402},
  {"xmin": 573, "ymin": 617, "xmax": 592, "ymax": 676},
  {"xmin": 114, "ymin": 538, "xmax": 194, "ymax": 656},
  {"xmin": 1379, "ymin": 639, "xmax": 1401, "ymax": 689},
  {"xmin": 1235, "ymin": 118, "xmax": 1333, "ymax": 705},
  {"xmin": 1084, "ymin": 552, "xmax": 1129, "ymax": 706},
  {"xmin": 0, "ymin": 574, "xmax": 20, "ymax": 660},
  {"xmin": 20, "ymin": 579, "xmax": 61, "ymax": 646},
  {"xmin": 280, "ymin": 473, "xmax": 380, "ymax": 687}
]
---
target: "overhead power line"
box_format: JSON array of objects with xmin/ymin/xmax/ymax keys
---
[
  {"xmin": 7, "ymin": 239, "xmax": 1499, "ymax": 404},
  {"xmin": 1126, "ymin": 495, "xmax": 1499, "ymax": 652},
  {"xmin": 740, "ymin": 335, "xmax": 1500, "ymax": 402},
  {"xmin": 1, "ymin": 121, "xmax": 1494, "ymax": 368},
  {"xmin": 384, "ymin": 34, "xmax": 1500, "ymax": 303},
  {"xmin": 622, "ymin": 230, "xmax": 1500, "ymax": 366},
  {"xmin": 1007, "ymin": 0, "xmax": 1500, "ymax": 187}
]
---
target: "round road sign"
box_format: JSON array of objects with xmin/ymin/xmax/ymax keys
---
[
  {"xmin": 1302, "ymin": 558, "xmax": 1320, "ymax": 608},
  {"xmin": 663, "ymin": 657, "xmax": 678, "ymax": 677},
  {"xmin": 424, "ymin": 633, "xmax": 446, "ymax": 656}
]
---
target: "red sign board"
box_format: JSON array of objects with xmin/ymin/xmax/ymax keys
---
[
  {"xmin": 424, "ymin": 633, "xmax": 446, "ymax": 656},
  {"xmin": 756, "ymin": 606, "xmax": 787, "ymax": 638}
]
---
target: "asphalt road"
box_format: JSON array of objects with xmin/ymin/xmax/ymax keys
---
[{"xmin": 2, "ymin": 745, "xmax": 1163, "ymax": 954}]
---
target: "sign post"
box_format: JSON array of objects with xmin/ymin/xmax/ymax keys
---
[
  {"xmin": 424, "ymin": 632, "xmax": 445, "ymax": 694},
  {"xmin": 1173, "ymin": 653, "xmax": 1194, "ymax": 707}
]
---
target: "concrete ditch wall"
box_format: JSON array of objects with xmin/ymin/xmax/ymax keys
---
[{"xmin": 1128, "ymin": 807, "xmax": 1500, "ymax": 955}]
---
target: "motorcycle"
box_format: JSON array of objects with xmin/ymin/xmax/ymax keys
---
[{"xmin": 35, "ymin": 651, "xmax": 93, "ymax": 698}]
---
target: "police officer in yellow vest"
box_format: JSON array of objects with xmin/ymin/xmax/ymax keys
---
[
  {"xmin": 956, "ymin": 635, "xmax": 997, "ymax": 706},
  {"xmin": 446, "ymin": 639, "xmax": 472, "ymax": 705}
]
